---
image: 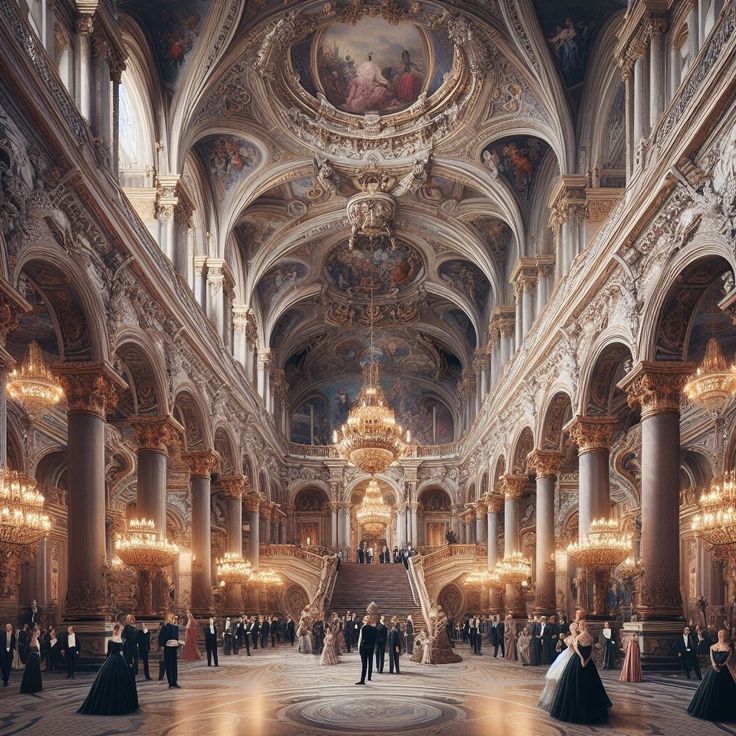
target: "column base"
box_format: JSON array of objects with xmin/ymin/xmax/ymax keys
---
[{"xmin": 622, "ymin": 621, "xmax": 687, "ymax": 671}]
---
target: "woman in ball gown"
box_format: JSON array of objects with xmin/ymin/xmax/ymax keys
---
[
  {"xmin": 517, "ymin": 626, "xmax": 532, "ymax": 665},
  {"xmin": 297, "ymin": 612, "xmax": 313, "ymax": 654},
  {"xmin": 78, "ymin": 624, "xmax": 139, "ymax": 715},
  {"xmin": 550, "ymin": 620, "xmax": 612, "ymax": 724},
  {"xmin": 20, "ymin": 628, "xmax": 42, "ymax": 694},
  {"xmin": 336, "ymin": 619, "xmax": 346, "ymax": 654},
  {"xmin": 619, "ymin": 632, "xmax": 643, "ymax": 683},
  {"xmin": 223, "ymin": 618, "xmax": 233, "ymax": 656},
  {"xmin": 504, "ymin": 615, "xmax": 517, "ymax": 661},
  {"xmin": 320, "ymin": 617, "xmax": 340, "ymax": 666},
  {"xmin": 180, "ymin": 609, "xmax": 201, "ymax": 661},
  {"xmin": 600, "ymin": 621, "xmax": 616, "ymax": 670},
  {"xmin": 421, "ymin": 632, "xmax": 433, "ymax": 665},
  {"xmin": 687, "ymin": 629, "xmax": 736, "ymax": 721},
  {"xmin": 538, "ymin": 622, "xmax": 579, "ymax": 713}
]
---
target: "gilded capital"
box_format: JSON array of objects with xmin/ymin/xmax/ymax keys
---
[
  {"xmin": 527, "ymin": 449, "xmax": 563, "ymax": 479},
  {"xmin": 129, "ymin": 415, "xmax": 184, "ymax": 454},
  {"xmin": 244, "ymin": 493, "xmax": 262, "ymax": 513},
  {"xmin": 565, "ymin": 415, "xmax": 618, "ymax": 453},
  {"xmin": 618, "ymin": 361, "xmax": 694, "ymax": 419},
  {"xmin": 500, "ymin": 473, "xmax": 527, "ymax": 500},
  {"xmin": 474, "ymin": 503, "xmax": 486, "ymax": 520},
  {"xmin": 55, "ymin": 363, "xmax": 127, "ymax": 417},
  {"xmin": 484, "ymin": 493, "xmax": 504, "ymax": 513},
  {"xmin": 181, "ymin": 449, "xmax": 221, "ymax": 478},
  {"xmin": 220, "ymin": 475, "xmax": 246, "ymax": 500}
]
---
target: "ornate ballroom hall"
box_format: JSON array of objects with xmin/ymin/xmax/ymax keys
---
[{"xmin": 1, "ymin": 0, "xmax": 736, "ymax": 733}]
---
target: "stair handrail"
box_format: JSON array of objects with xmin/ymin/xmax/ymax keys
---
[
  {"xmin": 407, "ymin": 554, "xmax": 432, "ymax": 631},
  {"xmin": 307, "ymin": 553, "xmax": 338, "ymax": 618},
  {"xmin": 259, "ymin": 543, "xmax": 325, "ymax": 570}
]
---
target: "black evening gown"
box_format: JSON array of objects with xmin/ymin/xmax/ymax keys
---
[
  {"xmin": 78, "ymin": 640, "xmax": 139, "ymax": 715},
  {"xmin": 550, "ymin": 644, "xmax": 612, "ymax": 724},
  {"xmin": 20, "ymin": 644, "xmax": 42, "ymax": 694},
  {"xmin": 602, "ymin": 635, "xmax": 616, "ymax": 669},
  {"xmin": 688, "ymin": 650, "xmax": 736, "ymax": 721}
]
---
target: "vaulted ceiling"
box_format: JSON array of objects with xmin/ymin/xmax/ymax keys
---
[{"xmin": 118, "ymin": 0, "xmax": 628, "ymax": 444}]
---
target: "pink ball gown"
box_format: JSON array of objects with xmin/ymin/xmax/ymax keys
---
[{"xmin": 180, "ymin": 614, "xmax": 201, "ymax": 661}]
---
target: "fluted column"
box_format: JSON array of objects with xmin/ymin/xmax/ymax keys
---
[
  {"xmin": 330, "ymin": 502, "xmax": 339, "ymax": 548},
  {"xmin": 620, "ymin": 362, "xmax": 692, "ymax": 620},
  {"xmin": 156, "ymin": 176, "xmax": 179, "ymax": 262},
  {"xmin": 500, "ymin": 320, "xmax": 514, "ymax": 368},
  {"xmin": 129, "ymin": 416, "xmax": 182, "ymax": 534},
  {"xmin": 649, "ymin": 16, "xmax": 667, "ymax": 125},
  {"xmin": 408, "ymin": 502, "xmax": 419, "ymax": 546},
  {"xmin": 567, "ymin": 415, "xmax": 618, "ymax": 539},
  {"xmin": 206, "ymin": 258, "xmax": 226, "ymax": 337},
  {"xmin": 183, "ymin": 450, "xmax": 220, "ymax": 615},
  {"xmin": 244, "ymin": 494, "xmax": 261, "ymax": 568},
  {"xmin": 260, "ymin": 502, "xmax": 272, "ymax": 545},
  {"xmin": 633, "ymin": 45, "xmax": 649, "ymax": 148},
  {"xmin": 514, "ymin": 284, "xmax": 523, "ymax": 349},
  {"xmin": 74, "ymin": 15, "xmax": 94, "ymax": 122},
  {"xmin": 341, "ymin": 502, "xmax": 352, "ymax": 552},
  {"xmin": 257, "ymin": 349, "xmax": 271, "ymax": 405},
  {"xmin": 501, "ymin": 474, "xmax": 527, "ymax": 617},
  {"xmin": 528, "ymin": 451, "xmax": 563, "ymax": 615},
  {"xmin": 57, "ymin": 365, "xmax": 125, "ymax": 617},
  {"xmin": 485, "ymin": 494, "xmax": 503, "ymax": 612},
  {"xmin": 687, "ymin": 1, "xmax": 700, "ymax": 63},
  {"xmin": 232, "ymin": 304, "xmax": 249, "ymax": 366},
  {"xmin": 397, "ymin": 503, "xmax": 407, "ymax": 548}
]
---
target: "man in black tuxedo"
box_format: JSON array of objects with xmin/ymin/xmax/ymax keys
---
[
  {"xmin": 138, "ymin": 624, "xmax": 152, "ymax": 679},
  {"xmin": 677, "ymin": 625, "xmax": 702, "ymax": 680},
  {"xmin": 26, "ymin": 600, "xmax": 43, "ymax": 628},
  {"xmin": 357, "ymin": 544, "xmax": 365, "ymax": 564},
  {"xmin": 494, "ymin": 615, "xmax": 505, "ymax": 658},
  {"xmin": 542, "ymin": 615, "xmax": 559, "ymax": 664},
  {"xmin": 270, "ymin": 617, "xmax": 279, "ymax": 647},
  {"xmin": 260, "ymin": 616, "xmax": 271, "ymax": 649},
  {"xmin": 374, "ymin": 615, "xmax": 388, "ymax": 672},
  {"xmin": 405, "ymin": 615, "xmax": 414, "ymax": 654},
  {"xmin": 388, "ymin": 619, "xmax": 401, "ymax": 674},
  {"xmin": 158, "ymin": 614, "xmax": 180, "ymax": 688},
  {"xmin": 286, "ymin": 616, "xmax": 295, "ymax": 646},
  {"xmin": 60, "ymin": 625, "xmax": 80, "ymax": 679},
  {"xmin": 356, "ymin": 616, "xmax": 377, "ymax": 685},
  {"xmin": 250, "ymin": 617, "xmax": 260, "ymax": 650},
  {"xmin": 123, "ymin": 615, "xmax": 139, "ymax": 674},
  {"xmin": 232, "ymin": 617, "xmax": 241, "ymax": 655},
  {"xmin": 0, "ymin": 623, "xmax": 15, "ymax": 686},
  {"xmin": 241, "ymin": 617, "xmax": 251, "ymax": 656},
  {"xmin": 204, "ymin": 617, "xmax": 219, "ymax": 667}
]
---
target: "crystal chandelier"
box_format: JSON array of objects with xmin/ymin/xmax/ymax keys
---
[
  {"xmin": 355, "ymin": 478, "xmax": 392, "ymax": 527},
  {"xmin": 692, "ymin": 472, "xmax": 736, "ymax": 550},
  {"xmin": 115, "ymin": 518, "xmax": 179, "ymax": 615},
  {"xmin": 684, "ymin": 337, "xmax": 736, "ymax": 415},
  {"xmin": 216, "ymin": 552, "xmax": 253, "ymax": 587},
  {"xmin": 494, "ymin": 552, "xmax": 532, "ymax": 585},
  {"xmin": 566, "ymin": 518, "xmax": 633, "ymax": 569},
  {"xmin": 7, "ymin": 341, "xmax": 64, "ymax": 416},
  {"xmin": 464, "ymin": 568, "xmax": 495, "ymax": 586},
  {"xmin": 0, "ymin": 468, "xmax": 51, "ymax": 546}
]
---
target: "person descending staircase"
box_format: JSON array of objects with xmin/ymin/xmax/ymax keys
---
[{"xmin": 327, "ymin": 562, "xmax": 424, "ymax": 621}]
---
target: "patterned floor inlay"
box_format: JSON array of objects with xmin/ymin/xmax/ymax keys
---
[{"xmin": 2, "ymin": 643, "xmax": 736, "ymax": 736}]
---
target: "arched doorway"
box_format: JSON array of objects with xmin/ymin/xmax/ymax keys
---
[
  {"xmin": 417, "ymin": 487, "xmax": 452, "ymax": 546},
  {"xmin": 350, "ymin": 478, "xmax": 396, "ymax": 557},
  {"xmin": 293, "ymin": 487, "xmax": 330, "ymax": 547}
]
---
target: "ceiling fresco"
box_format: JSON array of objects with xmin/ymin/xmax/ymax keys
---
[
  {"xmin": 195, "ymin": 135, "xmax": 262, "ymax": 196},
  {"xmin": 290, "ymin": 15, "xmax": 453, "ymax": 115},
  {"xmin": 480, "ymin": 135, "xmax": 553, "ymax": 201},
  {"xmin": 121, "ymin": 0, "xmax": 210, "ymax": 87},
  {"xmin": 438, "ymin": 260, "xmax": 491, "ymax": 311}
]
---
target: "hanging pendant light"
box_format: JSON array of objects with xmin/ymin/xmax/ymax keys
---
[{"xmin": 7, "ymin": 341, "xmax": 64, "ymax": 416}]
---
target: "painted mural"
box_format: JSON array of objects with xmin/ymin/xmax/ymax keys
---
[
  {"xmin": 480, "ymin": 136, "xmax": 551, "ymax": 199},
  {"xmin": 532, "ymin": 1, "xmax": 627, "ymax": 89},
  {"xmin": 122, "ymin": 0, "xmax": 209, "ymax": 87},
  {"xmin": 324, "ymin": 240, "xmax": 423, "ymax": 298},
  {"xmin": 270, "ymin": 307, "xmax": 306, "ymax": 348},
  {"xmin": 438, "ymin": 260, "xmax": 490, "ymax": 310},
  {"xmin": 195, "ymin": 135, "xmax": 262, "ymax": 195},
  {"xmin": 446, "ymin": 309, "xmax": 476, "ymax": 349},
  {"xmin": 291, "ymin": 17, "xmax": 452, "ymax": 115},
  {"xmin": 257, "ymin": 262, "xmax": 308, "ymax": 308}
]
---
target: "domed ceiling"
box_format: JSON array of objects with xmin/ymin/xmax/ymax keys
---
[{"xmin": 118, "ymin": 0, "xmax": 629, "ymax": 447}]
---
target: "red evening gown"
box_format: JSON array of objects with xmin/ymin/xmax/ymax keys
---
[{"xmin": 180, "ymin": 615, "xmax": 201, "ymax": 661}]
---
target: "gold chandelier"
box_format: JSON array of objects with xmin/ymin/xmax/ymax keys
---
[
  {"xmin": 464, "ymin": 567, "xmax": 494, "ymax": 587},
  {"xmin": 684, "ymin": 337, "xmax": 736, "ymax": 415},
  {"xmin": 216, "ymin": 552, "xmax": 253, "ymax": 587},
  {"xmin": 566, "ymin": 518, "xmax": 632, "ymax": 569},
  {"xmin": 692, "ymin": 472, "xmax": 736, "ymax": 551},
  {"xmin": 7, "ymin": 341, "xmax": 64, "ymax": 416},
  {"xmin": 116, "ymin": 518, "xmax": 179, "ymax": 615},
  {"xmin": 0, "ymin": 468, "xmax": 51, "ymax": 547},
  {"xmin": 356, "ymin": 478, "xmax": 392, "ymax": 528},
  {"xmin": 494, "ymin": 552, "xmax": 532, "ymax": 585}
]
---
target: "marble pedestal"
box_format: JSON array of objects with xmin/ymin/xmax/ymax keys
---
[{"xmin": 622, "ymin": 620, "xmax": 685, "ymax": 671}]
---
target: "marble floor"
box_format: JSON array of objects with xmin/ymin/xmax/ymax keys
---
[{"xmin": 1, "ymin": 642, "xmax": 734, "ymax": 736}]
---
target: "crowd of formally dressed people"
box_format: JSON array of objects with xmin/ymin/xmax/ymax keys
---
[{"xmin": 353, "ymin": 543, "xmax": 418, "ymax": 567}]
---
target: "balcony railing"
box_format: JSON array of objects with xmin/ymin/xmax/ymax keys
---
[{"xmin": 420, "ymin": 543, "xmax": 488, "ymax": 570}]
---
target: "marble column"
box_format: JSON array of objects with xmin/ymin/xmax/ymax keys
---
[
  {"xmin": 649, "ymin": 17, "xmax": 667, "ymax": 125},
  {"xmin": 514, "ymin": 284, "xmax": 523, "ymax": 349},
  {"xmin": 687, "ymin": 1, "xmax": 700, "ymax": 64},
  {"xmin": 206, "ymin": 258, "xmax": 226, "ymax": 337},
  {"xmin": 475, "ymin": 503, "xmax": 487, "ymax": 544},
  {"xmin": 521, "ymin": 276, "xmax": 536, "ymax": 338},
  {"xmin": 485, "ymin": 494, "xmax": 503, "ymax": 612},
  {"xmin": 633, "ymin": 48, "xmax": 649, "ymax": 147},
  {"xmin": 397, "ymin": 503, "xmax": 407, "ymax": 548},
  {"xmin": 501, "ymin": 474, "xmax": 527, "ymax": 617},
  {"xmin": 342, "ymin": 503, "xmax": 352, "ymax": 552},
  {"xmin": 129, "ymin": 416, "xmax": 182, "ymax": 534},
  {"xmin": 232, "ymin": 305, "xmax": 249, "ymax": 366},
  {"xmin": 528, "ymin": 451, "xmax": 563, "ymax": 615},
  {"xmin": 330, "ymin": 503, "xmax": 339, "ymax": 548},
  {"xmin": 74, "ymin": 15, "xmax": 94, "ymax": 122},
  {"xmin": 194, "ymin": 256, "xmax": 207, "ymax": 310},
  {"xmin": 257, "ymin": 349, "xmax": 271, "ymax": 405},
  {"xmin": 260, "ymin": 502, "xmax": 272, "ymax": 545},
  {"xmin": 408, "ymin": 502, "xmax": 419, "ymax": 546},
  {"xmin": 619, "ymin": 362, "xmax": 692, "ymax": 621},
  {"xmin": 220, "ymin": 475, "xmax": 245, "ymax": 610},
  {"xmin": 500, "ymin": 322, "xmax": 514, "ymax": 368},
  {"xmin": 488, "ymin": 335, "xmax": 499, "ymax": 388},
  {"xmin": 183, "ymin": 450, "xmax": 220, "ymax": 615},
  {"xmin": 567, "ymin": 415, "xmax": 617, "ymax": 539},
  {"xmin": 244, "ymin": 494, "xmax": 261, "ymax": 568},
  {"xmin": 57, "ymin": 365, "xmax": 125, "ymax": 618}
]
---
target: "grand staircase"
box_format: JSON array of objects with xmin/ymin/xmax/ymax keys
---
[{"xmin": 327, "ymin": 562, "xmax": 424, "ymax": 620}]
